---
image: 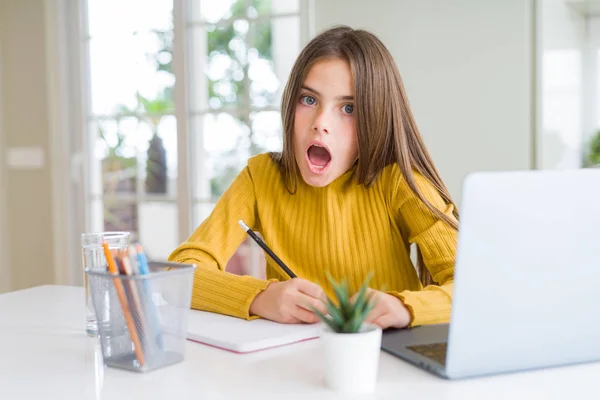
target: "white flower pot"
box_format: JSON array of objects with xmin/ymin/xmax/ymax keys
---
[{"xmin": 320, "ymin": 323, "xmax": 382, "ymax": 393}]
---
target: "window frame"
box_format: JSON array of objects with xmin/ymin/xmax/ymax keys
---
[
  {"xmin": 585, "ymin": 17, "xmax": 600, "ymax": 145},
  {"xmin": 54, "ymin": 0, "xmax": 314, "ymax": 283}
]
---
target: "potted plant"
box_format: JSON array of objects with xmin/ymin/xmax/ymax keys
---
[
  {"xmin": 313, "ymin": 272, "xmax": 382, "ymax": 393},
  {"xmin": 586, "ymin": 130, "xmax": 600, "ymax": 168}
]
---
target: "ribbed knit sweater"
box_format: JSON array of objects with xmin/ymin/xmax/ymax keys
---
[{"xmin": 168, "ymin": 153, "xmax": 458, "ymax": 327}]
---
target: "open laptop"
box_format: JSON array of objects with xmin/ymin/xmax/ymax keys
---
[{"xmin": 381, "ymin": 168, "xmax": 600, "ymax": 379}]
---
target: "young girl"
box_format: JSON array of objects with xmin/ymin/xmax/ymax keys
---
[{"xmin": 169, "ymin": 25, "xmax": 458, "ymax": 330}]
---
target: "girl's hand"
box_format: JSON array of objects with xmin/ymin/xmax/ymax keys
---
[
  {"xmin": 362, "ymin": 289, "xmax": 412, "ymax": 329},
  {"xmin": 250, "ymin": 278, "xmax": 328, "ymax": 324}
]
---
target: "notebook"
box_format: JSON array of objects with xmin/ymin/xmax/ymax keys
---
[{"xmin": 186, "ymin": 310, "xmax": 321, "ymax": 353}]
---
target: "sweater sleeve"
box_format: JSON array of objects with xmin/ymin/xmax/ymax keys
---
[
  {"xmin": 168, "ymin": 163, "xmax": 277, "ymax": 319},
  {"xmin": 387, "ymin": 172, "xmax": 458, "ymax": 327}
]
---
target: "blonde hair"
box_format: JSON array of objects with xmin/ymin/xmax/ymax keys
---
[{"xmin": 271, "ymin": 26, "xmax": 458, "ymax": 286}]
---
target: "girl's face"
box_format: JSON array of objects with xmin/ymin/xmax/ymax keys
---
[{"xmin": 293, "ymin": 58, "xmax": 358, "ymax": 187}]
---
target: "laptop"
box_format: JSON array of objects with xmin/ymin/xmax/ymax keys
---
[{"xmin": 381, "ymin": 168, "xmax": 600, "ymax": 379}]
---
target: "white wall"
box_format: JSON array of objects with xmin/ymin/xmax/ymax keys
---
[
  {"xmin": 312, "ymin": 0, "xmax": 534, "ymax": 203},
  {"xmin": 0, "ymin": 0, "xmax": 56, "ymax": 292},
  {"xmin": 0, "ymin": 0, "xmax": 86, "ymax": 292},
  {"xmin": 539, "ymin": 0, "xmax": 587, "ymax": 169}
]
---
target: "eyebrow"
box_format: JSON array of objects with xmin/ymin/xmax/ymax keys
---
[{"xmin": 301, "ymin": 85, "xmax": 354, "ymax": 101}]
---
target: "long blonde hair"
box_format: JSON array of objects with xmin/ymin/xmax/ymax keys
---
[{"xmin": 271, "ymin": 26, "xmax": 458, "ymax": 286}]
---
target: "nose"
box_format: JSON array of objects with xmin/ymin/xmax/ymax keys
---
[{"xmin": 312, "ymin": 108, "xmax": 330, "ymax": 135}]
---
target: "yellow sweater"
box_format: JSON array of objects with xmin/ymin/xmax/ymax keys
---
[{"xmin": 168, "ymin": 154, "xmax": 458, "ymax": 327}]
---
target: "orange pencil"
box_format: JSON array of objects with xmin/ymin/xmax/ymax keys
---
[
  {"xmin": 119, "ymin": 249, "xmax": 152, "ymax": 353},
  {"xmin": 102, "ymin": 243, "xmax": 145, "ymax": 367}
]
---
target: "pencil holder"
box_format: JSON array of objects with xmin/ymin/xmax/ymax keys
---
[{"xmin": 86, "ymin": 261, "xmax": 196, "ymax": 372}]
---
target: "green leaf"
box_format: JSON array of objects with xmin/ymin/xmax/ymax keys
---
[
  {"xmin": 352, "ymin": 297, "xmax": 371, "ymax": 330},
  {"xmin": 352, "ymin": 271, "xmax": 373, "ymax": 312},
  {"xmin": 341, "ymin": 319, "xmax": 355, "ymax": 333},
  {"xmin": 311, "ymin": 306, "xmax": 341, "ymax": 332},
  {"xmin": 327, "ymin": 272, "xmax": 349, "ymax": 311},
  {"xmin": 362, "ymin": 300, "xmax": 375, "ymax": 321},
  {"xmin": 341, "ymin": 280, "xmax": 355, "ymax": 320},
  {"xmin": 590, "ymin": 130, "xmax": 600, "ymax": 165},
  {"xmin": 349, "ymin": 314, "xmax": 362, "ymax": 333},
  {"xmin": 320, "ymin": 271, "xmax": 386, "ymax": 334},
  {"xmin": 324, "ymin": 299, "xmax": 344, "ymax": 325}
]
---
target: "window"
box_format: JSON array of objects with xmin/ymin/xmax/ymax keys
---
[
  {"xmin": 82, "ymin": 0, "xmax": 302, "ymax": 274},
  {"xmin": 588, "ymin": 17, "xmax": 600, "ymax": 167},
  {"xmin": 85, "ymin": 0, "xmax": 178, "ymax": 261},
  {"xmin": 186, "ymin": 0, "xmax": 301, "ymax": 275},
  {"xmin": 540, "ymin": 49, "xmax": 582, "ymax": 169}
]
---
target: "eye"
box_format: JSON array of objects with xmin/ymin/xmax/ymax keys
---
[
  {"xmin": 300, "ymin": 95, "xmax": 317, "ymax": 106},
  {"xmin": 341, "ymin": 104, "xmax": 354, "ymax": 115}
]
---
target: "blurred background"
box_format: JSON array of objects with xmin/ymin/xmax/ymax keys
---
[{"xmin": 0, "ymin": 0, "xmax": 598, "ymax": 294}]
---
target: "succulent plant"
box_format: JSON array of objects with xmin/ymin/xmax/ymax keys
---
[{"xmin": 313, "ymin": 272, "xmax": 376, "ymax": 334}]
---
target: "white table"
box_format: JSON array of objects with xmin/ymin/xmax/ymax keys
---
[{"xmin": 0, "ymin": 285, "xmax": 597, "ymax": 400}]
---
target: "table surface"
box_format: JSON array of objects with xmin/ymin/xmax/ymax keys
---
[{"xmin": 0, "ymin": 285, "xmax": 598, "ymax": 400}]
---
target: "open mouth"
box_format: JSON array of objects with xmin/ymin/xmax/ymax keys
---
[{"xmin": 305, "ymin": 142, "xmax": 332, "ymax": 175}]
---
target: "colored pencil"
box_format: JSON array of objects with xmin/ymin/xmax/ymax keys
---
[{"xmin": 102, "ymin": 243, "xmax": 145, "ymax": 366}]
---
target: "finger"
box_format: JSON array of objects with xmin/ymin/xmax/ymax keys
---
[
  {"xmin": 364, "ymin": 304, "xmax": 386, "ymax": 324},
  {"xmin": 373, "ymin": 313, "xmax": 398, "ymax": 330},
  {"xmin": 294, "ymin": 278, "xmax": 327, "ymax": 302},
  {"xmin": 280, "ymin": 316, "xmax": 303, "ymax": 324},
  {"xmin": 292, "ymin": 306, "xmax": 320, "ymax": 324},
  {"xmin": 362, "ymin": 291, "xmax": 384, "ymax": 322},
  {"xmin": 297, "ymin": 292, "xmax": 328, "ymax": 315},
  {"xmin": 276, "ymin": 304, "xmax": 303, "ymax": 324}
]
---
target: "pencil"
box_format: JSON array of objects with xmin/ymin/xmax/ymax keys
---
[
  {"xmin": 238, "ymin": 220, "xmax": 297, "ymax": 279},
  {"xmin": 118, "ymin": 249, "xmax": 153, "ymax": 353},
  {"xmin": 103, "ymin": 243, "xmax": 145, "ymax": 366},
  {"xmin": 134, "ymin": 243, "xmax": 164, "ymax": 350}
]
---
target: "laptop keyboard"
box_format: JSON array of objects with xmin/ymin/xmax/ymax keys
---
[{"xmin": 407, "ymin": 342, "xmax": 448, "ymax": 366}]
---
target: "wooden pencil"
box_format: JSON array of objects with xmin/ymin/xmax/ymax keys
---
[{"xmin": 102, "ymin": 243, "xmax": 145, "ymax": 367}]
